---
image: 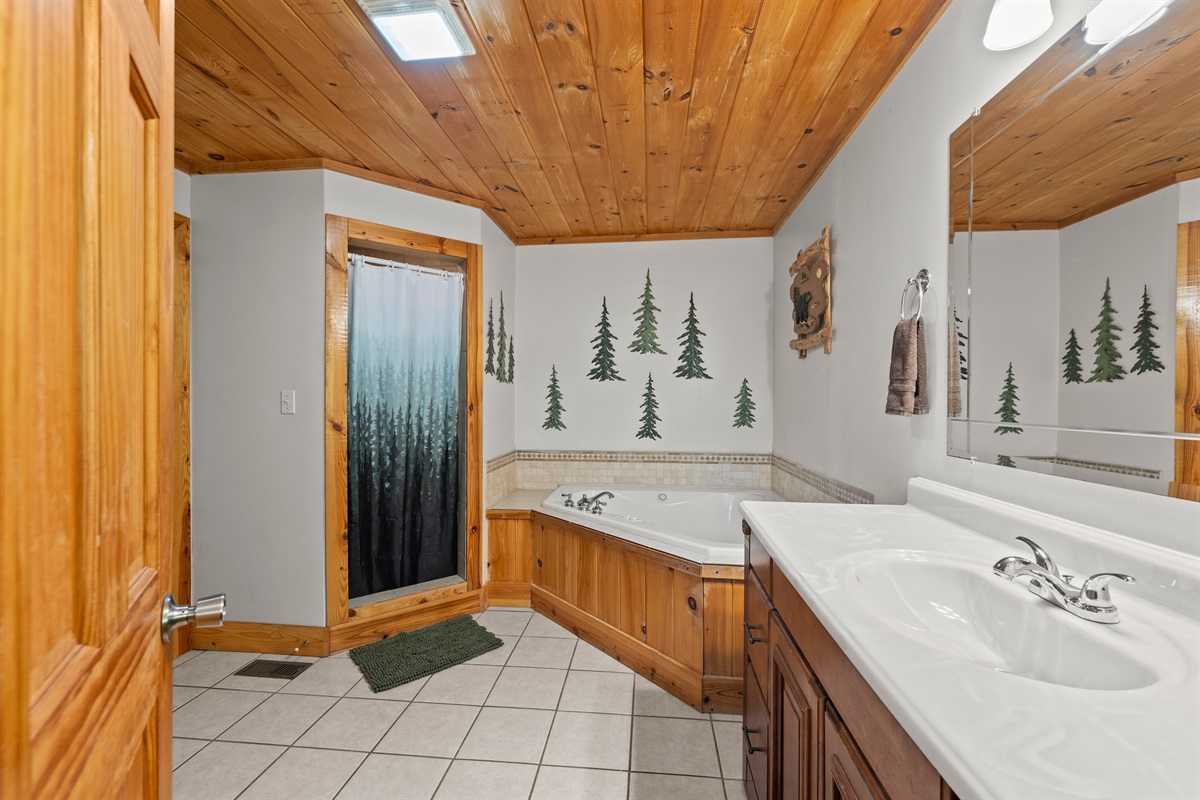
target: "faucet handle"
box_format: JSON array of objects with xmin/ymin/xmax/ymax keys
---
[
  {"xmin": 561, "ymin": 493, "xmax": 574, "ymax": 508},
  {"xmin": 1078, "ymin": 573, "xmax": 1136, "ymax": 609},
  {"xmin": 1015, "ymin": 536, "xmax": 1061, "ymax": 578}
]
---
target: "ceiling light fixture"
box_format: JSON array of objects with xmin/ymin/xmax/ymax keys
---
[
  {"xmin": 983, "ymin": 0, "xmax": 1054, "ymax": 51},
  {"xmin": 358, "ymin": 0, "xmax": 475, "ymax": 61},
  {"xmin": 1083, "ymin": 0, "xmax": 1174, "ymax": 45}
]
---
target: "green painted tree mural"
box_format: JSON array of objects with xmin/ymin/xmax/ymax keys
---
[
  {"xmin": 994, "ymin": 362, "xmax": 1022, "ymax": 435},
  {"xmin": 507, "ymin": 334, "xmax": 515, "ymax": 383},
  {"xmin": 733, "ymin": 378, "xmax": 755, "ymax": 428},
  {"xmin": 485, "ymin": 299, "xmax": 496, "ymax": 376},
  {"xmin": 588, "ymin": 296, "xmax": 625, "ymax": 381},
  {"xmin": 954, "ymin": 307, "xmax": 968, "ymax": 381},
  {"xmin": 543, "ymin": 365, "xmax": 565, "ymax": 430},
  {"xmin": 630, "ymin": 269, "xmax": 666, "ymax": 354},
  {"xmin": 1062, "ymin": 328, "xmax": 1084, "ymax": 384},
  {"xmin": 997, "ymin": 455, "xmax": 1016, "ymax": 468},
  {"xmin": 496, "ymin": 292, "xmax": 509, "ymax": 383},
  {"xmin": 637, "ymin": 373, "xmax": 662, "ymax": 440},
  {"xmin": 1130, "ymin": 285, "xmax": 1165, "ymax": 375},
  {"xmin": 674, "ymin": 292, "xmax": 712, "ymax": 379},
  {"xmin": 1087, "ymin": 278, "xmax": 1125, "ymax": 383}
]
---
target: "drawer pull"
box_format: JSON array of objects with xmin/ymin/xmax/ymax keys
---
[
  {"xmin": 744, "ymin": 622, "xmax": 765, "ymax": 644},
  {"xmin": 742, "ymin": 724, "xmax": 764, "ymax": 754}
]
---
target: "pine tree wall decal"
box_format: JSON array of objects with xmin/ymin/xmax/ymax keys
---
[
  {"xmin": 954, "ymin": 307, "xmax": 968, "ymax": 381},
  {"xmin": 588, "ymin": 296, "xmax": 625, "ymax": 381},
  {"xmin": 674, "ymin": 292, "xmax": 712, "ymax": 379},
  {"xmin": 630, "ymin": 269, "xmax": 666, "ymax": 354},
  {"xmin": 1087, "ymin": 278, "xmax": 1125, "ymax": 383},
  {"xmin": 485, "ymin": 299, "xmax": 496, "ymax": 376},
  {"xmin": 506, "ymin": 334, "xmax": 515, "ymax": 383},
  {"xmin": 1130, "ymin": 284, "xmax": 1164, "ymax": 375},
  {"xmin": 1062, "ymin": 328, "xmax": 1083, "ymax": 384},
  {"xmin": 733, "ymin": 378, "xmax": 756, "ymax": 428},
  {"xmin": 637, "ymin": 373, "xmax": 662, "ymax": 440},
  {"xmin": 496, "ymin": 292, "xmax": 509, "ymax": 383},
  {"xmin": 994, "ymin": 362, "xmax": 1022, "ymax": 435},
  {"xmin": 543, "ymin": 365, "xmax": 565, "ymax": 430}
]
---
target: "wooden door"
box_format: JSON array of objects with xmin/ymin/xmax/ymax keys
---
[
  {"xmin": 1, "ymin": 0, "xmax": 176, "ymax": 797},
  {"xmin": 771, "ymin": 612, "xmax": 826, "ymax": 800},
  {"xmin": 1172, "ymin": 220, "xmax": 1200, "ymax": 500}
]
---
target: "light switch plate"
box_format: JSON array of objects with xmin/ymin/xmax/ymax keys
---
[{"xmin": 280, "ymin": 390, "xmax": 296, "ymax": 415}]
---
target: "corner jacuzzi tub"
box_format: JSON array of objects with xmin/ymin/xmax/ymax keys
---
[{"xmin": 539, "ymin": 485, "xmax": 781, "ymax": 565}]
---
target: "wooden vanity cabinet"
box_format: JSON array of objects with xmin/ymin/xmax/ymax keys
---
[{"xmin": 742, "ymin": 522, "xmax": 956, "ymax": 800}]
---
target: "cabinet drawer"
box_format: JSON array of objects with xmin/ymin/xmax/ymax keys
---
[
  {"xmin": 824, "ymin": 708, "xmax": 887, "ymax": 800},
  {"xmin": 745, "ymin": 569, "xmax": 771, "ymax": 691},
  {"xmin": 744, "ymin": 658, "xmax": 770, "ymax": 800},
  {"xmin": 746, "ymin": 523, "xmax": 772, "ymax": 593}
]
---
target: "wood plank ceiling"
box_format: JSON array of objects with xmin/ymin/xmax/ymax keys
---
[{"xmin": 175, "ymin": 0, "xmax": 949, "ymax": 243}]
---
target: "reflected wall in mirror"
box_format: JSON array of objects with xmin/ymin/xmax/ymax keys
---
[{"xmin": 947, "ymin": 1, "xmax": 1200, "ymax": 499}]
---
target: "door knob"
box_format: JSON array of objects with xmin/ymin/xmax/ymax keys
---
[{"xmin": 161, "ymin": 593, "xmax": 226, "ymax": 643}]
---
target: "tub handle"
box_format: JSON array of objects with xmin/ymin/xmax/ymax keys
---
[{"xmin": 744, "ymin": 622, "xmax": 765, "ymax": 644}]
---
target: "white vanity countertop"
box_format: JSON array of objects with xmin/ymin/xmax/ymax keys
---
[{"xmin": 741, "ymin": 484, "xmax": 1200, "ymax": 800}]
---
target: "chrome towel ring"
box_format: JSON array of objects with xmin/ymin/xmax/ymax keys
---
[{"xmin": 900, "ymin": 269, "xmax": 930, "ymax": 321}]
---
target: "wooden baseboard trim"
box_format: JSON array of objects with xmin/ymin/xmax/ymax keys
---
[
  {"xmin": 485, "ymin": 583, "xmax": 531, "ymax": 607},
  {"xmin": 702, "ymin": 676, "xmax": 744, "ymax": 714},
  {"xmin": 532, "ymin": 586, "xmax": 704, "ymax": 710},
  {"xmin": 329, "ymin": 590, "xmax": 484, "ymax": 653},
  {"xmin": 191, "ymin": 622, "xmax": 330, "ymax": 658}
]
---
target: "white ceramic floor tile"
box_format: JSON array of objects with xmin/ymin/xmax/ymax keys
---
[
  {"xmin": 505, "ymin": 636, "xmax": 577, "ymax": 669},
  {"xmin": 279, "ymin": 657, "xmax": 365, "ymax": 697},
  {"xmin": 172, "ymin": 689, "xmax": 271, "ymax": 740},
  {"xmin": 172, "ymin": 738, "xmax": 207, "ymax": 770},
  {"xmin": 484, "ymin": 666, "xmax": 566, "ymax": 710},
  {"xmin": 558, "ymin": 671, "xmax": 634, "ymax": 714},
  {"xmin": 569, "ymin": 641, "xmax": 632, "ymax": 673},
  {"xmin": 541, "ymin": 711, "xmax": 631, "ymax": 770},
  {"xmin": 531, "ymin": 766, "xmax": 628, "ymax": 800},
  {"xmin": 521, "ymin": 614, "xmax": 577, "ymax": 639},
  {"xmin": 240, "ymin": 747, "xmax": 365, "ymax": 800},
  {"xmin": 214, "ymin": 673, "xmax": 292, "ymax": 693},
  {"xmin": 631, "ymin": 717, "xmax": 721, "ymax": 777},
  {"xmin": 347, "ymin": 675, "xmax": 429, "ymax": 702},
  {"xmin": 455, "ymin": 706, "xmax": 553, "ymax": 764},
  {"xmin": 714, "ymin": 720, "xmax": 744, "ymax": 779},
  {"xmin": 463, "ymin": 635, "xmax": 517, "ymax": 666},
  {"xmin": 374, "ymin": 702, "xmax": 479, "ymax": 758},
  {"xmin": 475, "ymin": 609, "xmax": 533, "ymax": 636},
  {"xmin": 219, "ymin": 693, "xmax": 337, "ymax": 745},
  {"xmin": 172, "ymin": 740, "xmax": 284, "ymax": 800},
  {"xmin": 173, "ymin": 651, "xmax": 261, "ymax": 688},
  {"xmin": 433, "ymin": 760, "xmax": 537, "ymax": 800},
  {"xmin": 296, "ymin": 697, "xmax": 408, "ymax": 752},
  {"xmin": 632, "ymin": 674, "xmax": 707, "ymax": 719},
  {"xmin": 413, "ymin": 664, "xmax": 502, "ymax": 705},
  {"xmin": 173, "ymin": 650, "xmax": 202, "ymax": 668},
  {"xmin": 726, "ymin": 778, "xmax": 750, "ymax": 800},
  {"xmin": 712, "ymin": 711, "xmax": 743, "ymax": 722},
  {"xmin": 336, "ymin": 753, "xmax": 449, "ymax": 800},
  {"xmin": 629, "ymin": 772, "xmax": 726, "ymax": 800},
  {"xmin": 172, "ymin": 685, "xmax": 205, "ymax": 711}
]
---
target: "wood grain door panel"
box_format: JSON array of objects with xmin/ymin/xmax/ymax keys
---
[{"xmin": 771, "ymin": 611, "xmax": 826, "ymax": 800}]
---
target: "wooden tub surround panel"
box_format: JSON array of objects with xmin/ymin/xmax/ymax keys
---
[{"xmin": 486, "ymin": 508, "xmax": 745, "ymax": 712}]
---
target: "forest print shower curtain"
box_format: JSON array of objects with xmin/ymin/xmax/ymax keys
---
[{"xmin": 348, "ymin": 255, "xmax": 464, "ymax": 598}]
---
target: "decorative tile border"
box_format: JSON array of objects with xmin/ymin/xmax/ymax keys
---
[
  {"xmin": 485, "ymin": 451, "xmax": 517, "ymax": 472},
  {"xmin": 513, "ymin": 450, "xmax": 771, "ymax": 465},
  {"xmin": 1024, "ymin": 456, "xmax": 1161, "ymax": 480},
  {"xmin": 771, "ymin": 455, "xmax": 874, "ymax": 505}
]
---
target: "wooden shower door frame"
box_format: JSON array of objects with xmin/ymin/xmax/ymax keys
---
[{"xmin": 323, "ymin": 214, "xmax": 483, "ymax": 644}]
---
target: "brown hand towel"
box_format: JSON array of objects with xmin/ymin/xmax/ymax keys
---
[
  {"xmin": 886, "ymin": 317, "xmax": 929, "ymax": 416},
  {"xmin": 947, "ymin": 315, "xmax": 963, "ymax": 417}
]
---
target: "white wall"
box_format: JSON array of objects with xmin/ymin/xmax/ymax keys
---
[
  {"xmin": 771, "ymin": 0, "xmax": 1197, "ymax": 546},
  {"xmin": 191, "ymin": 170, "xmax": 328, "ymax": 626},
  {"xmin": 483, "ymin": 217, "xmax": 517, "ymax": 460},
  {"xmin": 174, "ymin": 168, "xmax": 191, "ymax": 217},
  {"xmin": 324, "ymin": 170, "xmax": 481, "ymax": 244},
  {"xmin": 516, "ymin": 238, "xmax": 774, "ymax": 453}
]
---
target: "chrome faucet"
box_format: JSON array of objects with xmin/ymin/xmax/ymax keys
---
[
  {"xmin": 588, "ymin": 491, "xmax": 614, "ymax": 514},
  {"xmin": 992, "ymin": 536, "xmax": 1136, "ymax": 624},
  {"xmin": 560, "ymin": 493, "xmax": 574, "ymax": 508},
  {"xmin": 577, "ymin": 491, "xmax": 614, "ymax": 513}
]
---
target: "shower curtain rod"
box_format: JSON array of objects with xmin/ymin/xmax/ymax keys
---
[{"xmin": 353, "ymin": 253, "xmax": 463, "ymax": 280}]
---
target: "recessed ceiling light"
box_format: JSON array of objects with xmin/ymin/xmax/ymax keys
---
[
  {"xmin": 358, "ymin": 0, "xmax": 476, "ymax": 61},
  {"xmin": 983, "ymin": 0, "xmax": 1054, "ymax": 51},
  {"xmin": 1084, "ymin": 0, "xmax": 1174, "ymax": 45}
]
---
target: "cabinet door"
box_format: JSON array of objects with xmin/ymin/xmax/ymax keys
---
[
  {"xmin": 770, "ymin": 611, "xmax": 825, "ymax": 800},
  {"xmin": 743, "ymin": 657, "xmax": 770, "ymax": 800},
  {"xmin": 823, "ymin": 708, "xmax": 888, "ymax": 800},
  {"xmin": 745, "ymin": 569, "xmax": 771, "ymax": 692}
]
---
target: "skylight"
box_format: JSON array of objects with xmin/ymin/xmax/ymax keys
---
[{"xmin": 358, "ymin": 0, "xmax": 476, "ymax": 62}]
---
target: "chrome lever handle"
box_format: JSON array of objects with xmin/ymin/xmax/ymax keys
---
[
  {"xmin": 1015, "ymin": 536, "xmax": 1061, "ymax": 578},
  {"xmin": 161, "ymin": 593, "xmax": 226, "ymax": 644},
  {"xmin": 1078, "ymin": 573, "xmax": 1136, "ymax": 608}
]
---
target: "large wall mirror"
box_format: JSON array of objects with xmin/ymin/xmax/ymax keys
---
[{"xmin": 948, "ymin": 1, "xmax": 1199, "ymax": 499}]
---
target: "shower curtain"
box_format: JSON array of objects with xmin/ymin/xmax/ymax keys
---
[{"xmin": 347, "ymin": 254, "xmax": 464, "ymax": 598}]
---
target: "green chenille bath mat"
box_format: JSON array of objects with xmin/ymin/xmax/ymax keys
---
[{"xmin": 349, "ymin": 615, "xmax": 503, "ymax": 692}]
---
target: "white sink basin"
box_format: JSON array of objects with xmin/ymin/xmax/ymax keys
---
[{"xmin": 843, "ymin": 550, "xmax": 1160, "ymax": 691}]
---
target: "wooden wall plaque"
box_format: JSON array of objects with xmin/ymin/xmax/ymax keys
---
[{"xmin": 789, "ymin": 226, "xmax": 833, "ymax": 358}]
